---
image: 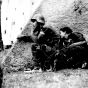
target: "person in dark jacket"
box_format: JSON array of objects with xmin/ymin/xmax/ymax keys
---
[
  {"xmin": 37, "ymin": 27, "xmax": 60, "ymax": 71},
  {"xmin": 55, "ymin": 27, "xmax": 88, "ymax": 71},
  {"xmin": 31, "ymin": 14, "xmax": 60, "ymax": 71},
  {"xmin": 31, "ymin": 14, "xmax": 46, "ymax": 70}
]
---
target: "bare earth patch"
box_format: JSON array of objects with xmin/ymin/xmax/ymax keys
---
[{"xmin": 2, "ymin": 69, "xmax": 88, "ymax": 88}]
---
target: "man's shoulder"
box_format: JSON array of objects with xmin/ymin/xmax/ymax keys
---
[
  {"xmin": 69, "ymin": 32, "xmax": 85, "ymax": 41},
  {"xmin": 43, "ymin": 27, "xmax": 54, "ymax": 32},
  {"xmin": 43, "ymin": 27, "xmax": 59, "ymax": 37},
  {"xmin": 70, "ymin": 32, "xmax": 83, "ymax": 36}
]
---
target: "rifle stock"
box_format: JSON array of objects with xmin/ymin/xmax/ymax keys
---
[
  {"xmin": 68, "ymin": 41, "xmax": 87, "ymax": 48},
  {"xmin": 47, "ymin": 41, "xmax": 87, "ymax": 59}
]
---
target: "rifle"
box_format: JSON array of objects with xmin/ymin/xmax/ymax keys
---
[
  {"xmin": 47, "ymin": 40, "xmax": 87, "ymax": 60},
  {"xmin": 68, "ymin": 41, "xmax": 87, "ymax": 48}
]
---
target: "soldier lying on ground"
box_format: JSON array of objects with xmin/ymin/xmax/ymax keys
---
[
  {"xmin": 54, "ymin": 27, "xmax": 88, "ymax": 71},
  {"xmin": 31, "ymin": 14, "xmax": 60, "ymax": 71}
]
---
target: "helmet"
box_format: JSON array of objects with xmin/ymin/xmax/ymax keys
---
[{"xmin": 31, "ymin": 14, "xmax": 45, "ymax": 24}]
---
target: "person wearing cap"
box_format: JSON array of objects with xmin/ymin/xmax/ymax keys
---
[
  {"xmin": 31, "ymin": 14, "xmax": 46, "ymax": 71},
  {"xmin": 31, "ymin": 14, "xmax": 60, "ymax": 71},
  {"xmin": 54, "ymin": 27, "xmax": 88, "ymax": 71},
  {"xmin": 31, "ymin": 14, "xmax": 45, "ymax": 37}
]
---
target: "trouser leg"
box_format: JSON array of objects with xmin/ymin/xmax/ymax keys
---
[
  {"xmin": 55, "ymin": 53, "xmax": 68, "ymax": 71},
  {"xmin": 65, "ymin": 46, "xmax": 87, "ymax": 68},
  {"xmin": 31, "ymin": 43, "xmax": 41, "ymax": 69}
]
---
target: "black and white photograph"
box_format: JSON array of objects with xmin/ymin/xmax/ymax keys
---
[{"xmin": 1, "ymin": 0, "xmax": 88, "ymax": 88}]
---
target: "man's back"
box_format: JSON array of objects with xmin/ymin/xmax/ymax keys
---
[
  {"xmin": 55, "ymin": 31, "xmax": 88, "ymax": 70},
  {"xmin": 69, "ymin": 32, "xmax": 86, "ymax": 42},
  {"xmin": 63, "ymin": 32, "xmax": 87, "ymax": 48},
  {"xmin": 38, "ymin": 27, "xmax": 60, "ymax": 47}
]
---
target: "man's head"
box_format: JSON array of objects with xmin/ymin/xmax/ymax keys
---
[
  {"xmin": 31, "ymin": 14, "xmax": 45, "ymax": 36},
  {"xmin": 31, "ymin": 14, "xmax": 45, "ymax": 28},
  {"xmin": 59, "ymin": 27, "xmax": 72, "ymax": 38}
]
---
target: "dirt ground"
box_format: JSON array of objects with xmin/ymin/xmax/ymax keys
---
[{"xmin": 2, "ymin": 69, "xmax": 88, "ymax": 88}]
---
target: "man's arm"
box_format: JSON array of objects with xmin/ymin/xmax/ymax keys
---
[
  {"xmin": 17, "ymin": 35, "xmax": 35, "ymax": 43},
  {"xmin": 59, "ymin": 40, "xmax": 87, "ymax": 54},
  {"xmin": 68, "ymin": 41, "xmax": 87, "ymax": 48}
]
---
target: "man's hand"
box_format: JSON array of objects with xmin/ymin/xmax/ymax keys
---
[
  {"xmin": 38, "ymin": 31, "xmax": 45, "ymax": 39},
  {"xmin": 55, "ymin": 50, "xmax": 60, "ymax": 56},
  {"xmin": 36, "ymin": 45, "xmax": 40, "ymax": 50},
  {"xmin": 46, "ymin": 46, "xmax": 52, "ymax": 52},
  {"xmin": 41, "ymin": 44, "xmax": 51, "ymax": 52}
]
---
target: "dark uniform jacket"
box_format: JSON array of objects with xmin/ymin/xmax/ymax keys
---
[
  {"xmin": 55, "ymin": 32, "xmax": 88, "ymax": 70},
  {"xmin": 59, "ymin": 32, "xmax": 87, "ymax": 51},
  {"xmin": 31, "ymin": 27, "xmax": 60, "ymax": 70},
  {"xmin": 38, "ymin": 27, "xmax": 60, "ymax": 47}
]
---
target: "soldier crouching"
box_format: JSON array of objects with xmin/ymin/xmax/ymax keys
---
[
  {"xmin": 54, "ymin": 27, "xmax": 88, "ymax": 71},
  {"xmin": 31, "ymin": 14, "xmax": 60, "ymax": 71}
]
